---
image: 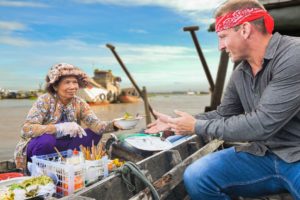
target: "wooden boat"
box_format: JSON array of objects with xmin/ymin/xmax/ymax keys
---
[
  {"xmin": 0, "ymin": 136, "xmax": 208, "ymax": 200},
  {"xmin": 118, "ymin": 95, "xmax": 140, "ymax": 103},
  {"xmin": 0, "ymin": 137, "xmax": 293, "ymax": 200},
  {"xmin": 119, "ymin": 88, "xmax": 140, "ymax": 103},
  {"xmin": 77, "ymin": 86, "xmax": 109, "ymax": 105},
  {"xmin": 77, "ymin": 78, "xmax": 110, "ymax": 105},
  {"xmin": 93, "ymin": 69, "xmax": 121, "ymax": 103},
  {"xmin": 64, "ymin": 135, "xmax": 220, "ymax": 200},
  {"xmin": 0, "ymin": 160, "xmax": 19, "ymax": 174},
  {"xmin": 63, "ymin": 135, "xmax": 292, "ymax": 200}
]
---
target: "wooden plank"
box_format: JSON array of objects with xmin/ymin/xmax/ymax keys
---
[
  {"xmin": 0, "ymin": 160, "xmax": 18, "ymax": 173},
  {"xmin": 129, "ymin": 140, "xmax": 224, "ymax": 200}
]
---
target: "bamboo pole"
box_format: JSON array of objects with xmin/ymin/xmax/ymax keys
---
[
  {"xmin": 142, "ymin": 86, "xmax": 152, "ymax": 125},
  {"xmin": 183, "ymin": 26, "xmax": 215, "ymax": 92},
  {"xmin": 210, "ymin": 50, "xmax": 229, "ymax": 111},
  {"xmin": 106, "ymin": 44, "xmax": 157, "ymax": 120}
]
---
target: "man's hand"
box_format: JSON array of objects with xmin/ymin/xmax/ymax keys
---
[
  {"xmin": 168, "ymin": 110, "xmax": 196, "ymax": 136},
  {"xmin": 55, "ymin": 122, "xmax": 87, "ymax": 138},
  {"xmin": 144, "ymin": 111, "xmax": 171, "ymax": 134}
]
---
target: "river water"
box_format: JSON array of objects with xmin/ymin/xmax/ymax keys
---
[{"xmin": 0, "ymin": 94, "xmax": 210, "ymax": 160}]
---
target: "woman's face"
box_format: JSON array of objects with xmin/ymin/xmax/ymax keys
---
[{"xmin": 55, "ymin": 76, "xmax": 79, "ymax": 103}]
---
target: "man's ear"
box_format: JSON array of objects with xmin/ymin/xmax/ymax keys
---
[{"xmin": 240, "ymin": 22, "xmax": 251, "ymax": 39}]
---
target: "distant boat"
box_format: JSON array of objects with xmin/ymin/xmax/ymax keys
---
[
  {"xmin": 186, "ymin": 91, "xmax": 196, "ymax": 95},
  {"xmin": 118, "ymin": 88, "xmax": 140, "ymax": 103},
  {"xmin": 77, "ymin": 79, "xmax": 110, "ymax": 105},
  {"xmin": 78, "ymin": 69, "xmax": 141, "ymax": 104},
  {"xmin": 93, "ymin": 69, "xmax": 121, "ymax": 103},
  {"xmin": 77, "ymin": 87, "xmax": 109, "ymax": 106}
]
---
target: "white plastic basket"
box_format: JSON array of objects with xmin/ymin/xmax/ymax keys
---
[{"xmin": 31, "ymin": 151, "xmax": 85, "ymax": 198}]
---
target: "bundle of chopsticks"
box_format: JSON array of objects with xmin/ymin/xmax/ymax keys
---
[{"xmin": 80, "ymin": 140, "xmax": 106, "ymax": 161}]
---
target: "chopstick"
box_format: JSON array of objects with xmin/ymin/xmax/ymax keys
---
[
  {"xmin": 80, "ymin": 145, "xmax": 86, "ymax": 160},
  {"xmin": 91, "ymin": 140, "xmax": 95, "ymax": 160},
  {"xmin": 79, "ymin": 142, "xmax": 107, "ymax": 161},
  {"xmin": 54, "ymin": 146, "xmax": 65, "ymax": 162}
]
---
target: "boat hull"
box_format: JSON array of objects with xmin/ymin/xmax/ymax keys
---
[
  {"xmin": 88, "ymin": 101, "xmax": 110, "ymax": 106},
  {"xmin": 77, "ymin": 87, "xmax": 110, "ymax": 105},
  {"xmin": 118, "ymin": 95, "xmax": 140, "ymax": 103}
]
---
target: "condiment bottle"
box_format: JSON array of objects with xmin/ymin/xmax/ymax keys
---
[{"xmin": 72, "ymin": 149, "xmax": 80, "ymax": 164}]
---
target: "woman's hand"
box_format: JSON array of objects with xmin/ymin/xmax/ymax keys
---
[{"xmin": 55, "ymin": 122, "xmax": 87, "ymax": 138}]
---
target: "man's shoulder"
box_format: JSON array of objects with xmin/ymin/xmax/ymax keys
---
[
  {"xmin": 280, "ymin": 34, "xmax": 300, "ymax": 51},
  {"xmin": 281, "ymin": 34, "xmax": 300, "ymax": 43},
  {"xmin": 272, "ymin": 34, "xmax": 300, "ymax": 65},
  {"xmin": 272, "ymin": 34, "xmax": 300, "ymax": 73}
]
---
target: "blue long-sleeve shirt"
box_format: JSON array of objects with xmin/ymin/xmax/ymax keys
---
[{"xmin": 195, "ymin": 33, "xmax": 300, "ymax": 163}]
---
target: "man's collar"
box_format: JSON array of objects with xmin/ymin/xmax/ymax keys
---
[
  {"xmin": 264, "ymin": 32, "xmax": 281, "ymax": 60},
  {"xmin": 238, "ymin": 32, "xmax": 282, "ymax": 72}
]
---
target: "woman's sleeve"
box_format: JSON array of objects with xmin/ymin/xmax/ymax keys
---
[
  {"xmin": 22, "ymin": 96, "xmax": 52, "ymax": 138},
  {"xmin": 80, "ymin": 100, "xmax": 116, "ymax": 134}
]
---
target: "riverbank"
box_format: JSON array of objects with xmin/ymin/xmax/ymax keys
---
[{"xmin": 0, "ymin": 94, "xmax": 210, "ymax": 160}]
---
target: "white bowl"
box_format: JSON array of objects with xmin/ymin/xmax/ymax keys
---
[{"xmin": 114, "ymin": 118, "xmax": 141, "ymax": 130}]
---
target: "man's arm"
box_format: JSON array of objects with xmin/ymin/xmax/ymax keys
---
[
  {"xmin": 194, "ymin": 74, "xmax": 244, "ymax": 121},
  {"xmin": 145, "ymin": 70, "xmax": 244, "ymax": 134},
  {"xmin": 165, "ymin": 74, "xmax": 244, "ymax": 136}
]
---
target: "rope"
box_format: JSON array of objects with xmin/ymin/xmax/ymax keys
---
[{"xmin": 114, "ymin": 161, "xmax": 160, "ymax": 200}]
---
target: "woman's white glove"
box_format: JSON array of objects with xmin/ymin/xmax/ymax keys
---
[{"xmin": 55, "ymin": 122, "xmax": 87, "ymax": 138}]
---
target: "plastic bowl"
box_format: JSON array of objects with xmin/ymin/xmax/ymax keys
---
[{"xmin": 114, "ymin": 118, "xmax": 140, "ymax": 130}]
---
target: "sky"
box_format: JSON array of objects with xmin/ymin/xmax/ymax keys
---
[{"xmin": 0, "ymin": 0, "xmax": 231, "ymax": 93}]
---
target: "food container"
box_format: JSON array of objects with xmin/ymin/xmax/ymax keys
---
[
  {"xmin": 0, "ymin": 176, "xmax": 55, "ymax": 200},
  {"xmin": 114, "ymin": 118, "xmax": 141, "ymax": 130},
  {"xmin": 85, "ymin": 159, "xmax": 103, "ymax": 184}
]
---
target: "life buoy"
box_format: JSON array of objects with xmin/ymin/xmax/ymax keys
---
[
  {"xmin": 107, "ymin": 91, "xmax": 113, "ymax": 101},
  {"xmin": 99, "ymin": 93, "xmax": 106, "ymax": 101}
]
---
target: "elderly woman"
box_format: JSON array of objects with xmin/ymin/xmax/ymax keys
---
[{"xmin": 14, "ymin": 63, "xmax": 118, "ymax": 169}]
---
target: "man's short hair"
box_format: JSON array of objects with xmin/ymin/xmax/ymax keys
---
[{"xmin": 215, "ymin": 0, "xmax": 267, "ymax": 34}]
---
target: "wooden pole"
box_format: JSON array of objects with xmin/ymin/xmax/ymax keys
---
[
  {"xmin": 142, "ymin": 86, "xmax": 152, "ymax": 125},
  {"xmin": 209, "ymin": 51, "xmax": 229, "ymax": 111},
  {"xmin": 183, "ymin": 26, "xmax": 215, "ymax": 92},
  {"xmin": 106, "ymin": 44, "xmax": 157, "ymax": 120}
]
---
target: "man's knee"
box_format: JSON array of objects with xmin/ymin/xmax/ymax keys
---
[
  {"xmin": 183, "ymin": 152, "xmax": 228, "ymax": 199},
  {"xmin": 183, "ymin": 159, "xmax": 212, "ymax": 190},
  {"xmin": 184, "ymin": 163, "xmax": 198, "ymax": 185}
]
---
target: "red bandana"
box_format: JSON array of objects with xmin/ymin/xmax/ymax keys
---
[{"xmin": 215, "ymin": 8, "xmax": 274, "ymax": 34}]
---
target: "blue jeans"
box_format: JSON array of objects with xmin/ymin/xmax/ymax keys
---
[{"xmin": 183, "ymin": 147, "xmax": 300, "ymax": 200}]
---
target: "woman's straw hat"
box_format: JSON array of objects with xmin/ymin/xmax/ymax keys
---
[{"xmin": 46, "ymin": 63, "xmax": 89, "ymax": 87}]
